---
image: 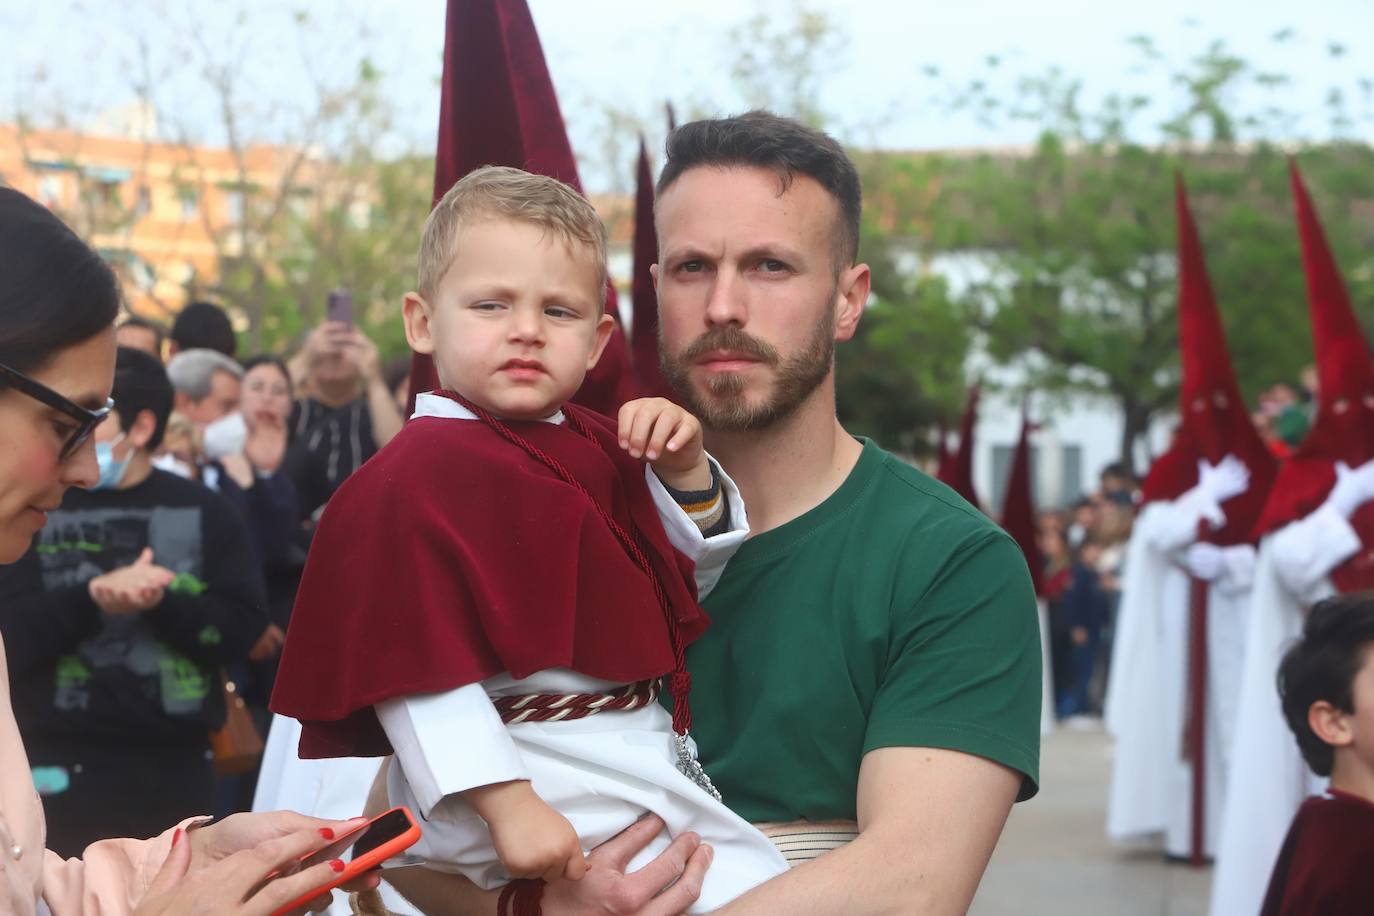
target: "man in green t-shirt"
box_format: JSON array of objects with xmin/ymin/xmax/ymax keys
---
[
  {"xmin": 537, "ymin": 112, "xmax": 1041, "ymax": 915},
  {"xmin": 383, "ymin": 112, "xmax": 1041, "ymax": 915}
]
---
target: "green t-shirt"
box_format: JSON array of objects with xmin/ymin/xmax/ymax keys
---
[{"xmin": 685, "ymin": 439, "xmax": 1041, "ymax": 823}]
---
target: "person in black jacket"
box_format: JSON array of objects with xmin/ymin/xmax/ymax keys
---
[
  {"xmin": 1057, "ymin": 539, "xmax": 1112, "ymax": 720},
  {"xmin": 0, "ymin": 347, "xmax": 269, "ymax": 854}
]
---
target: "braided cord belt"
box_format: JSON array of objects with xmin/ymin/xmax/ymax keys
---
[
  {"xmin": 438, "ymin": 391, "xmax": 721, "ymax": 802},
  {"xmin": 492, "ymin": 679, "xmax": 660, "ymax": 725}
]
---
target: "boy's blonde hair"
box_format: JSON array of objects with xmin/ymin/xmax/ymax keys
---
[{"xmin": 418, "ymin": 165, "xmax": 608, "ymax": 310}]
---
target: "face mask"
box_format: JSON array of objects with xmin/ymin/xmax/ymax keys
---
[
  {"xmin": 92, "ymin": 434, "xmax": 131, "ymax": 492},
  {"xmin": 203, "ymin": 411, "xmax": 247, "ymax": 461},
  {"xmin": 151, "ymin": 452, "xmax": 196, "ymax": 479}
]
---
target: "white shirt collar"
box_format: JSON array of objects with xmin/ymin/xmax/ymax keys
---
[{"xmin": 411, "ymin": 391, "xmax": 565, "ymax": 425}]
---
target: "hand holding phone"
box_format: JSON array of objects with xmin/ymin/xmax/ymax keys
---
[
  {"xmin": 133, "ymin": 815, "xmax": 393, "ymax": 916},
  {"xmin": 270, "ymin": 807, "xmax": 421, "ymax": 916}
]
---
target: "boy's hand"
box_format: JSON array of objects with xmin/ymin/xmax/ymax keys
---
[
  {"xmin": 618, "ymin": 398, "xmax": 711, "ymax": 491},
  {"xmin": 88, "ymin": 548, "xmax": 176, "ymax": 615},
  {"xmin": 468, "ymin": 781, "xmax": 587, "ymax": 882}
]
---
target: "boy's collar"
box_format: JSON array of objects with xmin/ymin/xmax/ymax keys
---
[{"xmin": 411, "ymin": 391, "xmax": 565, "ymax": 425}]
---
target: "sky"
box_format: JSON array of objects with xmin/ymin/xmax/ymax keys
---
[{"xmin": 2, "ymin": 0, "xmax": 1372, "ymax": 192}]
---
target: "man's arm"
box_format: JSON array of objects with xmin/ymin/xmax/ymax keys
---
[{"xmin": 716, "ymin": 747, "xmax": 1018, "ymax": 916}]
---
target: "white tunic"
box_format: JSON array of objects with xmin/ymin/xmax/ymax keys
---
[
  {"xmin": 1208, "ymin": 505, "xmax": 1357, "ymax": 916},
  {"xmin": 1104, "ymin": 490, "xmax": 1255, "ymax": 858},
  {"xmin": 255, "ymin": 394, "xmax": 787, "ymax": 913}
]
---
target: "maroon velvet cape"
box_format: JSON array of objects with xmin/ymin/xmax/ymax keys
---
[
  {"xmin": 270, "ymin": 404, "xmax": 707, "ymax": 758},
  {"xmin": 1260, "ymin": 789, "xmax": 1374, "ymax": 916}
]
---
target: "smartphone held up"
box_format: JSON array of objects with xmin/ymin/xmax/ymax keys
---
[{"xmin": 326, "ymin": 289, "xmax": 354, "ymax": 327}]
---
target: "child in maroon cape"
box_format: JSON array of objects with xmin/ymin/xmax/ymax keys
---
[
  {"xmin": 1263, "ymin": 593, "xmax": 1374, "ymax": 915},
  {"xmin": 271, "ymin": 166, "xmax": 786, "ymax": 911}
]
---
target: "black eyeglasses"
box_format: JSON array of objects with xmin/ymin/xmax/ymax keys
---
[{"xmin": 0, "ymin": 361, "xmax": 114, "ymax": 461}]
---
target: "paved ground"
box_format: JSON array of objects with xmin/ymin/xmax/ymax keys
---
[{"xmin": 971, "ymin": 723, "xmax": 1213, "ymax": 916}]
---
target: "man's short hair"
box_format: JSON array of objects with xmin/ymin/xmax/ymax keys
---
[
  {"xmin": 117, "ymin": 315, "xmax": 166, "ymax": 350},
  {"xmin": 417, "ymin": 165, "xmax": 608, "ymax": 310},
  {"xmin": 1278, "ymin": 593, "xmax": 1374, "ymax": 776},
  {"xmin": 166, "ymin": 348, "xmax": 244, "ymax": 401},
  {"xmin": 113, "ymin": 346, "xmax": 174, "ymax": 450},
  {"xmin": 656, "ymin": 110, "xmax": 863, "ymax": 269},
  {"xmin": 172, "ymin": 301, "xmax": 237, "ymax": 358}
]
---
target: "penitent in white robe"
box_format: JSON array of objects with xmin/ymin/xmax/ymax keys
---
[
  {"xmin": 1208, "ymin": 506, "xmax": 1357, "ymax": 916},
  {"xmin": 1105, "ymin": 490, "xmax": 1254, "ymax": 859}
]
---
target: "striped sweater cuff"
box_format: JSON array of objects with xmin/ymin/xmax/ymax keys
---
[{"xmin": 659, "ymin": 462, "xmax": 731, "ymax": 537}]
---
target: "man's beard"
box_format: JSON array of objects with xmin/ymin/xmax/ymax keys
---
[{"xmin": 659, "ymin": 305, "xmax": 835, "ymax": 433}]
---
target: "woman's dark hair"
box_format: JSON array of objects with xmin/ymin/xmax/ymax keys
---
[
  {"xmin": 656, "ymin": 111, "xmax": 863, "ymax": 269},
  {"xmin": 0, "ymin": 187, "xmax": 120, "ymax": 374},
  {"xmin": 240, "ymin": 354, "xmax": 294, "ymax": 396},
  {"xmin": 1278, "ymin": 592, "xmax": 1374, "ymax": 776}
]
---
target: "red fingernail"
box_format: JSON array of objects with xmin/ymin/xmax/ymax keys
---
[
  {"xmin": 172, "ymin": 828, "xmax": 182, "ymax": 847},
  {"xmin": 318, "ymin": 827, "xmax": 335, "ymax": 840},
  {"xmin": 329, "ymin": 859, "xmax": 345, "ymax": 873}
]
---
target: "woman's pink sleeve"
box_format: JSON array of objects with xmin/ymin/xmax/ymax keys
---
[{"xmin": 39, "ymin": 818, "xmax": 199, "ymax": 915}]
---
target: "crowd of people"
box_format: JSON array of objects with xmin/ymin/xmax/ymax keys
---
[
  {"xmin": 0, "ymin": 294, "xmax": 410, "ymax": 852},
  {"xmin": 1037, "ymin": 464, "xmax": 1137, "ymax": 723}
]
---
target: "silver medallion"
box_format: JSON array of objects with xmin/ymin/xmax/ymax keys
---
[{"xmin": 675, "ymin": 732, "xmax": 723, "ymax": 802}]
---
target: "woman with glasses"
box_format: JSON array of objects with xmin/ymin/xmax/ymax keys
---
[{"xmin": 0, "ymin": 188, "xmax": 378, "ymax": 913}]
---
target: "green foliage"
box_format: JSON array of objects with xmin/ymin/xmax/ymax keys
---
[
  {"xmin": 225, "ymin": 151, "xmax": 432, "ymax": 360},
  {"xmin": 902, "ymin": 35, "xmax": 1374, "ymax": 467},
  {"xmin": 727, "ymin": 3, "xmax": 841, "ymax": 128},
  {"xmin": 836, "ymin": 261, "xmax": 971, "ymax": 457}
]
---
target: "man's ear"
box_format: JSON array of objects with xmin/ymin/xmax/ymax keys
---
[
  {"xmin": 128, "ymin": 408, "xmax": 159, "ymax": 452},
  {"xmin": 586, "ymin": 314, "xmax": 616, "ymax": 370},
  {"xmin": 834, "ymin": 262, "xmax": 870, "ymax": 343},
  {"xmin": 403, "ymin": 292, "xmax": 436, "ymax": 355},
  {"xmin": 1309, "ymin": 699, "xmax": 1354, "ymax": 749}
]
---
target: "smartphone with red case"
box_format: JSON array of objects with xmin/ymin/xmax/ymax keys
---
[{"xmin": 269, "ymin": 806, "xmax": 421, "ymax": 916}]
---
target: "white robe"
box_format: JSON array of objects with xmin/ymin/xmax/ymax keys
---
[
  {"xmin": 253, "ymin": 394, "xmax": 785, "ymax": 913},
  {"xmin": 1105, "ymin": 491, "xmax": 1254, "ymax": 857},
  {"xmin": 1208, "ymin": 505, "xmax": 1358, "ymax": 916},
  {"xmin": 252, "ymin": 717, "xmax": 412, "ymax": 915}
]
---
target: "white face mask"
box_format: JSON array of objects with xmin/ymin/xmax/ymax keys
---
[
  {"xmin": 151, "ymin": 452, "xmax": 196, "ymax": 479},
  {"xmin": 202, "ymin": 411, "xmax": 248, "ymax": 461}
]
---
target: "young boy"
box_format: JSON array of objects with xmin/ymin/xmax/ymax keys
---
[
  {"xmin": 1262, "ymin": 593, "xmax": 1374, "ymax": 914},
  {"xmin": 271, "ymin": 166, "xmax": 787, "ymax": 911}
]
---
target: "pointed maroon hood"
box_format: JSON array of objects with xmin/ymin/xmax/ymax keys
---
[
  {"xmin": 1254, "ymin": 161, "xmax": 1374, "ymax": 589},
  {"xmin": 1140, "ymin": 175, "xmax": 1276, "ymax": 545},
  {"xmin": 938, "ymin": 386, "xmax": 981, "ymax": 508},
  {"xmin": 1000, "ymin": 408, "xmax": 1044, "ymax": 596},
  {"xmin": 407, "ymin": 0, "xmax": 637, "ymax": 416},
  {"xmin": 631, "ymin": 136, "xmax": 673, "ymax": 400}
]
